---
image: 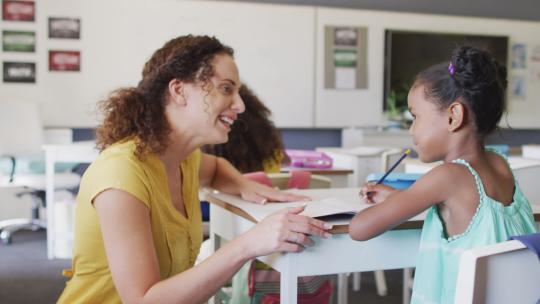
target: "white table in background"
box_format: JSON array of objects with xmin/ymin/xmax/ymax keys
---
[
  {"xmin": 44, "ymin": 141, "xmax": 98, "ymax": 260},
  {"xmin": 280, "ymin": 167, "xmax": 353, "ymax": 188},
  {"xmin": 206, "ymin": 187, "xmax": 540, "ymax": 304},
  {"xmin": 316, "ymin": 147, "xmax": 404, "ymax": 187}
]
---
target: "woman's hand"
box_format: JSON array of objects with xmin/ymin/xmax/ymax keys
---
[
  {"xmin": 239, "ymin": 205, "xmax": 333, "ymax": 258},
  {"xmin": 239, "ymin": 179, "xmax": 310, "ymax": 204},
  {"xmin": 360, "ymin": 183, "xmax": 397, "ymax": 204}
]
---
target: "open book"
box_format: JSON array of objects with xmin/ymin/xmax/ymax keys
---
[{"xmin": 209, "ymin": 188, "xmax": 368, "ymax": 222}]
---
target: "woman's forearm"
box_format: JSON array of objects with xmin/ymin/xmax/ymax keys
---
[
  {"xmin": 209, "ymin": 157, "xmax": 247, "ymax": 194},
  {"xmin": 142, "ymin": 236, "xmax": 251, "ymax": 304}
]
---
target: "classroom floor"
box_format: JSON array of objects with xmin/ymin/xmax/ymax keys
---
[
  {"xmin": 0, "ymin": 230, "xmax": 405, "ymax": 304},
  {"xmin": 337, "ymin": 271, "xmax": 404, "ymax": 304}
]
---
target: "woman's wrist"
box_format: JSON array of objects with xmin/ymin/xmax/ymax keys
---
[
  {"xmin": 235, "ymin": 176, "xmax": 251, "ymax": 192},
  {"xmin": 227, "ymin": 233, "xmax": 255, "ymax": 262}
]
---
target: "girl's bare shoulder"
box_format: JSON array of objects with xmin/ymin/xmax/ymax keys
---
[{"xmin": 485, "ymin": 151, "xmax": 514, "ymax": 178}]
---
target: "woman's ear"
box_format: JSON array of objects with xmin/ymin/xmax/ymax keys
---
[
  {"xmin": 168, "ymin": 79, "xmax": 187, "ymax": 106},
  {"xmin": 447, "ymin": 102, "xmax": 465, "ymax": 132}
]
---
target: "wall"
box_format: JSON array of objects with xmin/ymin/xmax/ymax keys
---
[
  {"xmin": 1, "ymin": 0, "xmax": 316, "ymax": 127},
  {"xmin": 224, "ymin": 0, "xmax": 540, "ymax": 22},
  {"xmin": 314, "ymin": 8, "xmax": 540, "ymax": 128},
  {"xmin": 2, "ymin": 0, "xmax": 540, "ymax": 129},
  {"xmin": 0, "ymin": 0, "xmax": 128, "ymax": 127}
]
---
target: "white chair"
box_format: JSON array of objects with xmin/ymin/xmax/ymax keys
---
[
  {"xmin": 0, "ymin": 101, "xmax": 80, "ymax": 244},
  {"xmin": 454, "ymin": 239, "xmax": 540, "ymax": 304}
]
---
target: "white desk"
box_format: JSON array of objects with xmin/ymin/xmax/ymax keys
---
[
  {"xmin": 207, "ymin": 188, "xmax": 540, "ymax": 304},
  {"xmin": 280, "ymin": 167, "xmax": 353, "ymax": 188},
  {"xmin": 404, "ymin": 157, "xmax": 540, "ymax": 204},
  {"xmin": 44, "ymin": 141, "xmax": 99, "ymax": 259},
  {"xmin": 316, "ymin": 147, "xmax": 404, "ymax": 187}
]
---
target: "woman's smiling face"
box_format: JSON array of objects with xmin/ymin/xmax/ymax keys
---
[{"xmin": 169, "ymin": 53, "xmax": 245, "ymax": 145}]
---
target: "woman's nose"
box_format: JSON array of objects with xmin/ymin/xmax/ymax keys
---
[{"xmin": 232, "ymin": 94, "xmax": 245, "ymax": 114}]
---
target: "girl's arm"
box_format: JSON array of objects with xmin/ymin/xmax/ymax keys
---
[
  {"xmin": 94, "ymin": 189, "xmax": 331, "ymax": 304},
  {"xmin": 199, "ymin": 152, "xmax": 308, "ymax": 204},
  {"xmin": 349, "ymin": 164, "xmax": 459, "ymax": 241}
]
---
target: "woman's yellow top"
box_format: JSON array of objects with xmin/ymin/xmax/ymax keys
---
[{"xmin": 58, "ymin": 140, "xmax": 202, "ymax": 303}]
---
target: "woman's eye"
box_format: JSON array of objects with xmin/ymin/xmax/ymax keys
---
[{"xmin": 220, "ymin": 86, "xmax": 233, "ymax": 94}]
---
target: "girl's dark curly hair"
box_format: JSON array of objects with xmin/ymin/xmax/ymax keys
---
[
  {"xmin": 413, "ymin": 46, "xmax": 507, "ymax": 138},
  {"xmin": 202, "ymin": 84, "xmax": 288, "ymax": 173},
  {"xmin": 96, "ymin": 35, "xmax": 234, "ymax": 159}
]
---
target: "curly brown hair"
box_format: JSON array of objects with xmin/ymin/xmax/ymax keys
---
[
  {"xmin": 202, "ymin": 84, "xmax": 288, "ymax": 173},
  {"xmin": 96, "ymin": 35, "xmax": 234, "ymax": 159}
]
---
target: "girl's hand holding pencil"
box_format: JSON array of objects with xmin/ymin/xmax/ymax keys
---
[
  {"xmin": 360, "ymin": 149, "xmax": 411, "ymax": 204},
  {"xmin": 360, "ymin": 183, "xmax": 397, "ymax": 204}
]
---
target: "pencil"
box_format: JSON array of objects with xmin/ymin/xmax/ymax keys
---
[{"xmin": 376, "ymin": 149, "xmax": 411, "ymax": 185}]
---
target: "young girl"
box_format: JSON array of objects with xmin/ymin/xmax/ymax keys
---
[{"xmin": 349, "ymin": 46, "xmax": 537, "ymax": 303}]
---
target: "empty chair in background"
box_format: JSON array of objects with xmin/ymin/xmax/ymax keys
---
[{"xmin": 0, "ymin": 101, "xmax": 80, "ymax": 244}]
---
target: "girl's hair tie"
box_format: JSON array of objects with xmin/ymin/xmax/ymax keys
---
[{"xmin": 448, "ymin": 62, "xmax": 455, "ymax": 75}]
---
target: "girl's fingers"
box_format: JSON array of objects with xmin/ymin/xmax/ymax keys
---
[{"xmin": 360, "ymin": 185, "xmax": 374, "ymax": 197}]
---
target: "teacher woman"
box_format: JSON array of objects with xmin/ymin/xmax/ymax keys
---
[{"xmin": 58, "ymin": 35, "xmax": 331, "ymax": 303}]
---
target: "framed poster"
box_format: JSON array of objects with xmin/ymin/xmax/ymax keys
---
[
  {"xmin": 49, "ymin": 50, "xmax": 80, "ymax": 71},
  {"xmin": 2, "ymin": 0, "xmax": 35, "ymax": 22},
  {"xmin": 511, "ymin": 75, "xmax": 526, "ymax": 100},
  {"xmin": 3, "ymin": 61, "xmax": 36, "ymax": 83},
  {"xmin": 512, "ymin": 43, "xmax": 527, "ymax": 69},
  {"xmin": 49, "ymin": 17, "xmax": 80, "ymax": 39},
  {"xmin": 324, "ymin": 26, "xmax": 368, "ymax": 90},
  {"xmin": 2, "ymin": 30, "xmax": 35, "ymax": 52}
]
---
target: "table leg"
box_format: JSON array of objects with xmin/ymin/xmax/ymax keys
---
[
  {"xmin": 403, "ymin": 268, "xmax": 413, "ymax": 304},
  {"xmin": 45, "ymin": 150, "xmax": 56, "ymax": 260},
  {"xmin": 207, "ymin": 232, "xmax": 220, "ymax": 304},
  {"xmin": 280, "ymin": 258, "xmax": 298, "ymax": 304},
  {"xmin": 353, "ymin": 272, "xmax": 361, "ymax": 291},
  {"xmin": 337, "ymin": 273, "xmax": 348, "ymax": 304}
]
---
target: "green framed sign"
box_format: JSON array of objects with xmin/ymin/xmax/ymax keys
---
[{"xmin": 2, "ymin": 30, "xmax": 35, "ymax": 52}]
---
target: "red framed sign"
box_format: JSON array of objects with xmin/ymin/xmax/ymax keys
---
[
  {"xmin": 2, "ymin": 0, "xmax": 35, "ymax": 22},
  {"xmin": 49, "ymin": 50, "xmax": 80, "ymax": 72}
]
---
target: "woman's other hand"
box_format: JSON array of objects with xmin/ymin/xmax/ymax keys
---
[
  {"xmin": 239, "ymin": 179, "xmax": 310, "ymax": 204},
  {"xmin": 360, "ymin": 183, "xmax": 397, "ymax": 204},
  {"xmin": 240, "ymin": 205, "xmax": 332, "ymax": 257}
]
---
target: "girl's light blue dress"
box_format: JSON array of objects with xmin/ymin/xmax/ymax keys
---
[{"xmin": 411, "ymin": 153, "xmax": 537, "ymax": 304}]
